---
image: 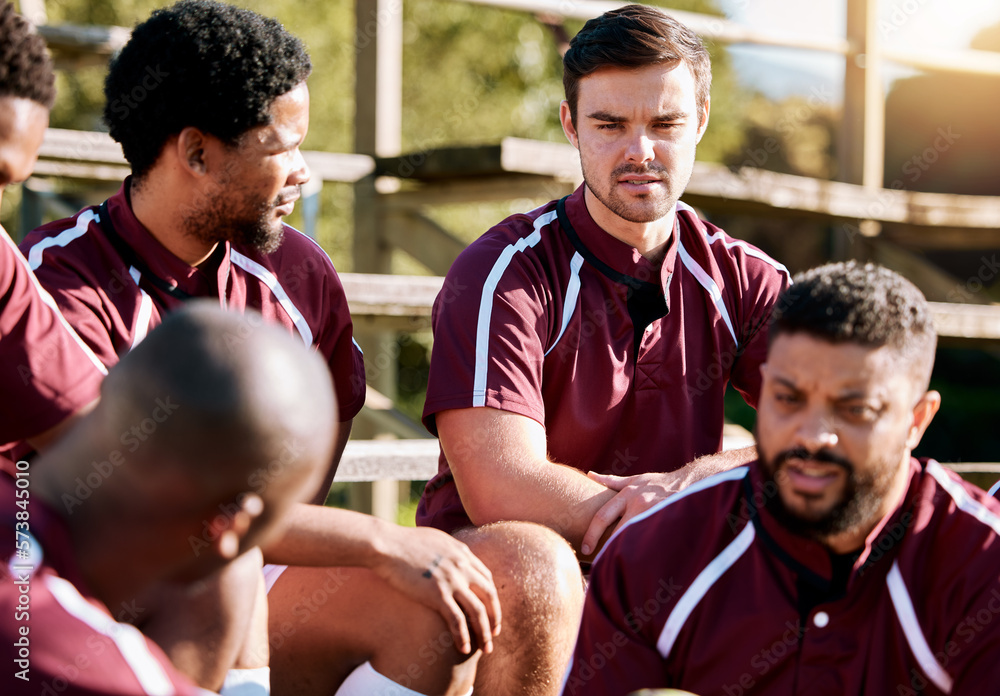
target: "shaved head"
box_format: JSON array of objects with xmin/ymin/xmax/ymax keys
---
[{"xmin": 98, "ymin": 303, "xmax": 334, "ymax": 507}]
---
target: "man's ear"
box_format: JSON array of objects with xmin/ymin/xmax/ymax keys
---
[
  {"xmin": 906, "ymin": 390, "xmax": 941, "ymax": 450},
  {"xmin": 696, "ymin": 97, "xmax": 711, "ymax": 144},
  {"xmin": 175, "ymin": 127, "xmax": 210, "ymax": 177},
  {"xmin": 560, "ymin": 100, "xmax": 580, "ymax": 150},
  {"xmin": 209, "ymin": 493, "xmax": 265, "ymax": 561}
]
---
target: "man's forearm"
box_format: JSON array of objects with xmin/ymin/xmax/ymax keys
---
[
  {"xmin": 261, "ymin": 502, "xmax": 395, "ymax": 567},
  {"xmin": 456, "ymin": 459, "xmax": 616, "ymax": 553},
  {"xmin": 671, "ymin": 444, "xmax": 756, "ymax": 491}
]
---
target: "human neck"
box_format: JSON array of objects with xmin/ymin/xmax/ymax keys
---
[
  {"xmin": 129, "ymin": 175, "xmax": 218, "ymax": 267},
  {"xmin": 583, "ymin": 186, "xmax": 675, "ymax": 265}
]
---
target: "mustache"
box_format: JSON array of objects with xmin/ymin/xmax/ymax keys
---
[
  {"xmin": 772, "ymin": 446, "xmax": 854, "ymax": 473},
  {"xmin": 611, "ymin": 163, "xmax": 668, "ymax": 178}
]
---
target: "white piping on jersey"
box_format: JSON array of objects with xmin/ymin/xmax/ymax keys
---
[
  {"xmin": 676, "ymin": 238, "xmax": 738, "ymax": 345},
  {"xmin": 676, "ymin": 201, "xmax": 790, "ymax": 280},
  {"xmin": 701, "ymin": 230, "xmax": 790, "ymax": 279},
  {"xmin": 926, "ymin": 460, "xmax": 1000, "ymax": 535},
  {"xmin": 544, "ymin": 252, "xmax": 584, "ymax": 357},
  {"xmin": 128, "ymin": 267, "xmax": 154, "ymax": 350},
  {"xmin": 5, "ymin": 227, "xmax": 108, "ymax": 376},
  {"xmin": 594, "ymin": 466, "xmax": 750, "ymax": 565},
  {"xmin": 45, "ymin": 574, "xmax": 177, "ymax": 695},
  {"xmin": 887, "ymin": 561, "xmax": 954, "ymax": 694},
  {"xmin": 229, "ymin": 250, "xmax": 313, "ymax": 346},
  {"xmin": 473, "ymin": 210, "xmax": 557, "ymax": 407},
  {"xmin": 657, "ymin": 521, "xmax": 756, "ymax": 659},
  {"xmin": 989, "ymin": 480, "xmax": 1000, "ymax": 498},
  {"xmin": 26, "ymin": 209, "xmax": 98, "ymax": 271}
]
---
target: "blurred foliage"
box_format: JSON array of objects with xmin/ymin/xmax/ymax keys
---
[{"xmin": 723, "ymin": 93, "xmax": 839, "ymax": 179}]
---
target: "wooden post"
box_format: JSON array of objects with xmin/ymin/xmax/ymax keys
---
[
  {"xmin": 841, "ymin": 0, "xmax": 885, "ymax": 188},
  {"xmin": 838, "ymin": 0, "xmax": 885, "ymax": 255},
  {"xmin": 352, "ymin": 0, "xmax": 404, "ymax": 519}
]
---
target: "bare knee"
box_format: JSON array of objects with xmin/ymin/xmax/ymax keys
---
[{"xmin": 456, "ymin": 522, "xmax": 584, "ymax": 696}]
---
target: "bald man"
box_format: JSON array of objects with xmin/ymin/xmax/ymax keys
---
[{"xmin": 0, "ymin": 303, "xmax": 337, "ymax": 696}]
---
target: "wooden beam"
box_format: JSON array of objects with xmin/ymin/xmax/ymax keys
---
[
  {"xmin": 37, "ymin": 23, "xmax": 130, "ymax": 57},
  {"xmin": 841, "ymin": 0, "xmax": 884, "ymax": 189},
  {"xmin": 340, "ymin": 272, "xmax": 442, "ymax": 318},
  {"xmin": 340, "ymin": 271, "xmax": 1000, "ymax": 343},
  {"xmin": 384, "ymin": 174, "xmax": 577, "ymax": 208},
  {"xmin": 35, "ymin": 128, "xmax": 375, "ymax": 183},
  {"xmin": 884, "ymin": 45, "xmax": 1000, "ymax": 78},
  {"xmin": 928, "ymin": 302, "xmax": 1000, "ymax": 342},
  {"xmin": 384, "ymin": 210, "xmax": 467, "ymax": 276}
]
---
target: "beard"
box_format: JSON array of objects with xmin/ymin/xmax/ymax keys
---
[
  {"xmin": 183, "ymin": 189, "xmax": 288, "ymax": 255},
  {"xmin": 581, "ymin": 161, "xmax": 678, "ymax": 224},
  {"xmin": 756, "ymin": 440, "xmax": 898, "ymax": 543}
]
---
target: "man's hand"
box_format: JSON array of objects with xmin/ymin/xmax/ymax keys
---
[
  {"xmin": 371, "ymin": 524, "xmax": 502, "ymax": 656},
  {"xmin": 581, "ymin": 446, "xmax": 758, "ymax": 556},
  {"xmin": 581, "ymin": 472, "xmax": 681, "ymax": 555}
]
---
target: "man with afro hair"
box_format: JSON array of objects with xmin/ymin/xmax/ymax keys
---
[{"xmin": 23, "ymin": 3, "xmax": 577, "ymax": 695}]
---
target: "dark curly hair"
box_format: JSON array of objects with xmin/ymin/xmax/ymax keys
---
[
  {"xmin": 104, "ymin": 0, "xmax": 311, "ymax": 180},
  {"xmin": 0, "ymin": 0, "xmax": 56, "ymax": 108},
  {"xmin": 563, "ymin": 4, "xmax": 711, "ymax": 127},
  {"xmin": 771, "ymin": 261, "xmax": 937, "ymax": 392}
]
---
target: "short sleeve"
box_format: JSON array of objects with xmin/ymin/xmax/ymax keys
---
[
  {"xmin": 309, "ymin": 251, "xmax": 365, "ymax": 422},
  {"xmin": 0, "ymin": 230, "xmax": 105, "ymax": 447},
  {"xmin": 730, "ymin": 255, "xmax": 791, "ymax": 409},
  {"xmin": 422, "ymin": 230, "xmax": 549, "ymax": 435}
]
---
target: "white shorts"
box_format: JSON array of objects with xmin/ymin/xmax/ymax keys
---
[
  {"xmin": 336, "ymin": 661, "xmax": 472, "ymax": 696},
  {"xmin": 262, "ymin": 563, "xmax": 288, "ymax": 593}
]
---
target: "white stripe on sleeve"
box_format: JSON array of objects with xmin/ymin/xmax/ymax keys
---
[
  {"xmin": 544, "ymin": 251, "xmax": 584, "ymax": 357},
  {"xmin": 472, "ymin": 210, "xmax": 556, "ymax": 407},
  {"xmin": 926, "ymin": 460, "xmax": 1000, "ymax": 535}
]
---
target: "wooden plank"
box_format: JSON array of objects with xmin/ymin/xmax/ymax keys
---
[
  {"xmin": 384, "ymin": 174, "xmax": 577, "ymax": 208},
  {"xmin": 884, "ymin": 46, "xmax": 1000, "ymax": 78},
  {"xmin": 37, "ymin": 24, "xmax": 130, "ymax": 56},
  {"xmin": 340, "ymin": 272, "xmax": 442, "ymax": 318},
  {"xmin": 384, "ymin": 210, "xmax": 467, "ymax": 276},
  {"xmin": 337, "ymin": 428, "xmax": 760, "ymax": 482},
  {"xmin": 338, "ymin": 439, "xmax": 441, "ymax": 482},
  {"xmin": 928, "ymin": 303, "xmax": 1000, "ymax": 342},
  {"xmin": 37, "ymin": 129, "xmax": 374, "ymax": 183},
  {"xmin": 340, "ymin": 272, "xmax": 1000, "ymax": 342}
]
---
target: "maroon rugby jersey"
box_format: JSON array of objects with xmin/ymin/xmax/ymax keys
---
[
  {"xmin": 0, "ymin": 228, "xmax": 105, "ymax": 453},
  {"xmin": 564, "ymin": 459, "xmax": 1000, "ymax": 695},
  {"xmin": 20, "ymin": 181, "xmax": 365, "ymax": 423},
  {"xmin": 418, "ymin": 186, "xmax": 790, "ymax": 531},
  {"xmin": 0, "ymin": 475, "xmax": 197, "ymax": 696}
]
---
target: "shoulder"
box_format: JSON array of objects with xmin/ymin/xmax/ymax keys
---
[
  {"xmin": 919, "ymin": 460, "xmax": 1000, "ymax": 543},
  {"xmin": 20, "ymin": 207, "xmax": 104, "ymax": 274},
  {"xmin": 450, "ymin": 200, "xmax": 563, "ymax": 278},
  {"xmin": 596, "ymin": 466, "xmax": 749, "ymax": 567},
  {"xmin": 675, "ymin": 203, "xmax": 790, "ymax": 286},
  {"xmin": 231, "ymin": 226, "xmax": 344, "ymax": 297}
]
